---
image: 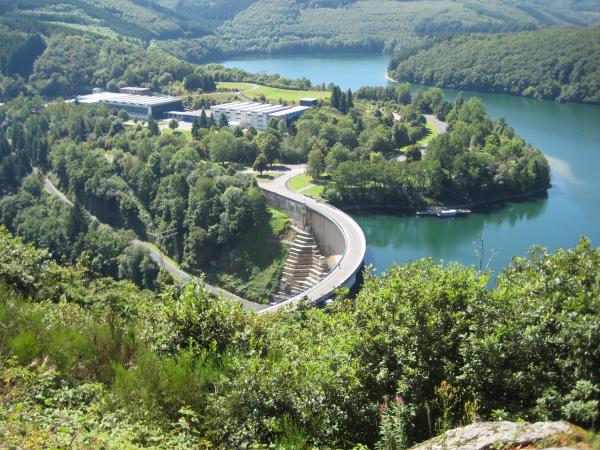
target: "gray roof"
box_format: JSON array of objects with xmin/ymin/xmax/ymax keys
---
[
  {"xmin": 211, "ymin": 101, "xmax": 308, "ymax": 116},
  {"xmin": 268, "ymin": 106, "xmax": 310, "ymax": 117},
  {"xmin": 76, "ymin": 92, "xmax": 182, "ymax": 107}
]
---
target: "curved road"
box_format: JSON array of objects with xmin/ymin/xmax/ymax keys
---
[
  {"xmin": 258, "ymin": 166, "xmax": 366, "ymax": 313},
  {"xmin": 38, "ymin": 167, "xmax": 366, "ymax": 313},
  {"xmin": 36, "ymin": 169, "xmax": 265, "ymax": 311}
]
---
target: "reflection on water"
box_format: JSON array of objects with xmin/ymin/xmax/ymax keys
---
[
  {"xmin": 545, "ymin": 155, "xmax": 582, "ymax": 185},
  {"xmin": 354, "ymin": 196, "xmax": 547, "ymax": 254}
]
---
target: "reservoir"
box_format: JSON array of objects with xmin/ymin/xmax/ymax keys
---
[{"xmin": 218, "ymin": 54, "xmax": 600, "ymax": 280}]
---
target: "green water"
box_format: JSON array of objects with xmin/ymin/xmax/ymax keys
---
[{"xmin": 219, "ymin": 54, "xmax": 600, "ymax": 279}]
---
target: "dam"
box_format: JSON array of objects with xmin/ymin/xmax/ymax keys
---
[{"xmin": 258, "ymin": 166, "xmax": 366, "ymax": 313}]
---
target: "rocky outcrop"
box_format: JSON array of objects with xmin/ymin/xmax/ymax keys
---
[{"xmin": 410, "ymin": 421, "xmax": 585, "ymax": 450}]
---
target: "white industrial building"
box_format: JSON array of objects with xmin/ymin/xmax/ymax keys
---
[
  {"xmin": 211, "ymin": 101, "xmax": 310, "ymax": 131},
  {"xmin": 75, "ymin": 90, "xmax": 184, "ymax": 119}
]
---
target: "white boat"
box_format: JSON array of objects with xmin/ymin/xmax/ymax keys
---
[{"xmin": 436, "ymin": 209, "xmax": 458, "ymax": 217}]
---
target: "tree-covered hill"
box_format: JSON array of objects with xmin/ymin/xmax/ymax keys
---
[
  {"xmin": 389, "ymin": 26, "xmax": 600, "ymax": 104},
  {"xmin": 2, "ymin": 0, "xmax": 600, "ymax": 65},
  {"xmin": 163, "ymin": 0, "xmax": 600, "ymax": 62}
]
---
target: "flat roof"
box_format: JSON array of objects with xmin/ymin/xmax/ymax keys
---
[
  {"xmin": 300, "ymin": 97, "xmax": 318, "ymax": 101},
  {"xmin": 268, "ymin": 106, "xmax": 310, "ymax": 117},
  {"xmin": 212, "ymin": 101, "xmax": 307, "ymax": 116},
  {"xmin": 211, "ymin": 101, "xmax": 256, "ymax": 110},
  {"xmin": 76, "ymin": 92, "xmax": 182, "ymax": 107}
]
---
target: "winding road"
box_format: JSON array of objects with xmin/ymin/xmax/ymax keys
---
[
  {"xmin": 38, "ymin": 165, "xmax": 366, "ymax": 314},
  {"xmin": 36, "ymin": 169, "xmax": 265, "ymax": 311}
]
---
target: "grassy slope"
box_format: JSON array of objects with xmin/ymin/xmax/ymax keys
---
[
  {"xmin": 415, "ymin": 121, "xmax": 438, "ymax": 147},
  {"xmin": 288, "ymin": 173, "xmax": 324, "ymax": 199},
  {"xmin": 217, "ymin": 81, "xmax": 329, "ymax": 104},
  {"xmin": 205, "ymin": 208, "xmax": 291, "ymax": 303},
  {"xmin": 288, "ymin": 173, "xmax": 312, "ymax": 191}
]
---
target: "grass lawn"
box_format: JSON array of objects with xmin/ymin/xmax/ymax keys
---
[
  {"xmin": 416, "ymin": 121, "xmax": 438, "ymax": 146},
  {"xmin": 288, "ymin": 173, "xmax": 313, "ymax": 191},
  {"xmin": 159, "ymin": 126, "xmax": 192, "ymax": 139},
  {"xmin": 217, "ymin": 82, "xmax": 330, "ymax": 104},
  {"xmin": 302, "ymin": 184, "xmax": 325, "ymax": 199},
  {"xmin": 205, "ymin": 208, "xmax": 292, "ymax": 303},
  {"xmin": 288, "ymin": 173, "xmax": 325, "ymax": 199}
]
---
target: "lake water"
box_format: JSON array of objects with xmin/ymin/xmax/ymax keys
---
[{"xmin": 218, "ymin": 54, "xmax": 600, "ymax": 280}]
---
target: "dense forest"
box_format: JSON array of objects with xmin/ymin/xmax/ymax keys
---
[
  {"xmin": 288, "ymin": 86, "xmax": 550, "ymax": 207},
  {"xmin": 1, "ymin": 0, "xmax": 600, "ymax": 104},
  {"xmin": 389, "ymin": 26, "xmax": 600, "ymax": 104},
  {"xmin": 0, "ymin": 29, "xmax": 323, "ymax": 102},
  {"xmin": 0, "ymin": 96, "xmax": 290, "ymax": 301},
  {"xmin": 1, "ymin": 226, "xmax": 599, "ymax": 447}
]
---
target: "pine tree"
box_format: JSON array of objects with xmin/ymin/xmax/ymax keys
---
[
  {"xmin": 346, "ymin": 89, "xmax": 354, "ymax": 109},
  {"xmin": 219, "ymin": 113, "xmax": 229, "ymax": 128},
  {"xmin": 199, "ymin": 110, "xmax": 208, "ymax": 128},
  {"xmin": 454, "ymin": 91, "xmax": 464, "ymax": 109},
  {"xmin": 65, "ymin": 200, "xmax": 88, "ymax": 240},
  {"xmin": 192, "ymin": 118, "xmax": 202, "ymax": 139},
  {"xmin": 147, "ymin": 115, "xmax": 160, "ymax": 136},
  {"xmin": 330, "ymin": 85, "xmax": 340, "ymax": 110},
  {"xmin": 339, "ymin": 93, "xmax": 348, "ymax": 114}
]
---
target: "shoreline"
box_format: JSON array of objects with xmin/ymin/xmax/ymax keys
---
[
  {"xmin": 385, "ymin": 71, "xmax": 600, "ymax": 107},
  {"xmin": 334, "ymin": 186, "xmax": 550, "ymax": 213}
]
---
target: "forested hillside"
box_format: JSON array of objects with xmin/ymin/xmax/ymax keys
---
[
  {"xmin": 1, "ymin": 226, "xmax": 599, "ymax": 447},
  {"xmin": 162, "ymin": 0, "xmax": 600, "ymax": 62},
  {"xmin": 389, "ymin": 26, "xmax": 600, "ymax": 104},
  {"xmin": 1, "ymin": 0, "xmax": 599, "ymax": 65}
]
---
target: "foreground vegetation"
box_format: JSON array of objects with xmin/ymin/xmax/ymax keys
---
[
  {"xmin": 389, "ymin": 26, "xmax": 600, "ymax": 104},
  {"xmin": 1, "ymin": 227, "xmax": 598, "ymax": 448}
]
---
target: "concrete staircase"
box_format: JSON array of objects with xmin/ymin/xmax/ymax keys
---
[{"xmin": 276, "ymin": 229, "xmax": 330, "ymax": 300}]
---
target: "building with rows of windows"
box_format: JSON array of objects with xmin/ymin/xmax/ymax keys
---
[
  {"xmin": 211, "ymin": 101, "xmax": 310, "ymax": 131},
  {"xmin": 75, "ymin": 89, "xmax": 184, "ymax": 119}
]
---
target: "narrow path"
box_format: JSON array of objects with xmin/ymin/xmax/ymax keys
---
[
  {"xmin": 258, "ymin": 165, "xmax": 366, "ymax": 313},
  {"xmin": 36, "ymin": 170, "xmax": 264, "ymax": 311},
  {"xmin": 393, "ymin": 113, "xmax": 448, "ymax": 161}
]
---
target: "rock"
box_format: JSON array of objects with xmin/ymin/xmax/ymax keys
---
[{"xmin": 410, "ymin": 421, "xmax": 581, "ymax": 450}]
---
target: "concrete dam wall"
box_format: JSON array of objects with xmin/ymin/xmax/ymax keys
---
[{"xmin": 260, "ymin": 185, "xmax": 365, "ymax": 310}]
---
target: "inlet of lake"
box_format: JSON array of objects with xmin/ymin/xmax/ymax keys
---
[{"xmin": 218, "ymin": 53, "xmax": 600, "ymax": 281}]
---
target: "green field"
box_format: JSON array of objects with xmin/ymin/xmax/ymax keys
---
[
  {"xmin": 217, "ymin": 82, "xmax": 330, "ymax": 104},
  {"xmin": 288, "ymin": 173, "xmax": 324, "ymax": 199},
  {"xmin": 417, "ymin": 121, "xmax": 438, "ymax": 146},
  {"xmin": 255, "ymin": 172, "xmax": 283, "ymax": 182},
  {"xmin": 302, "ymin": 184, "xmax": 324, "ymax": 199},
  {"xmin": 288, "ymin": 173, "xmax": 313, "ymax": 191}
]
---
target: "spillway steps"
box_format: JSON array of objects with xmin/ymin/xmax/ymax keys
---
[{"xmin": 275, "ymin": 229, "xmax": 330, "ymax": 301}]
